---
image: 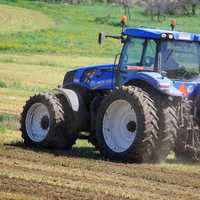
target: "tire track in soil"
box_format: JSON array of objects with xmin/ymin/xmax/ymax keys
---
[
  {"xmin": 1, "ymin": 145, "xmax": 200, "ymax": 188},
  {"xmin": 0, "ymin": 155, "xmax": 200, "ymax": 200},
  {"xmin": 0, "ymin": 163, "xmax": 164, "ymax": 200},
  {"xmin": 0, "ymin": 175, "xmax": 123, "ymax": 200},
  {"xmin": 1, "ymin": 140, "xmax": 200, "ymax": 200}
]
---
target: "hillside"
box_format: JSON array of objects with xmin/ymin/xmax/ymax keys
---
[{"xmin": 0, "ymin": 1, "xmax": 200, "ymax": 57}]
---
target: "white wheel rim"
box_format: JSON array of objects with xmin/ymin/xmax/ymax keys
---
[
  {"xmin": 103, "ymin": 100, "xmax": 137, "ymax": 153},
  {"xmin": 25, "ymin": 103, "xmax": 50, "ymax": 142}
]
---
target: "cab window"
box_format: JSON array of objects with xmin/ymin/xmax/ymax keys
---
[{"xmin": 120, "ymin": 38, "xmax": 157, "ymax": 71}]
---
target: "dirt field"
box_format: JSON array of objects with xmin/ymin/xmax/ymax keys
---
[{"xmin": 0, "ymin": 131, "xmax": 200, "ymax": 200}]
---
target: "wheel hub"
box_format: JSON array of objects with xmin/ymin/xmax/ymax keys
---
[
  {"xmin": 25, "ymin": 103, "xmax": 50, "ymax": 142},
  {"xmin": 41, "ymin": 115, "xmax": 49, "ymax": 130},
  {"xmin": 127, "ymin": 121, "xmax": 136, "ymax": 132},
  {"xmin": 103, "ymin": 99, "xmax": 137, "ymax": 153}
]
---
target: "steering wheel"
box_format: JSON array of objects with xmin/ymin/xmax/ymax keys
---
[{"xmin": 143, "ymin": 56, "xmax": 154, "ymax": 67}]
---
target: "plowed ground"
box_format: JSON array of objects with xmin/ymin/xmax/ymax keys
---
[{"xmin": 1, "ymin": 131, "xmax": 200, "ymax": 200}]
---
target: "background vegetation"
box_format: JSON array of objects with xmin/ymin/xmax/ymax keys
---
[{"xmin": 0, "ymin": 0, "xmax": 199, "ymax": 57}]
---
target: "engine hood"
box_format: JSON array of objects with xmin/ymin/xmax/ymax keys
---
[
  {"xmin": 74, "ymin": 63, "xmax": 114, "ymax": 71},
  {"xmin": 72, "ymin": 64, "xmax": 115, "ymax": 90}
]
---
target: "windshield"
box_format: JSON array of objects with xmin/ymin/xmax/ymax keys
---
[
  {"xmin": 161, "ymin": 41, "xmax": 200, "ymax": 80},
  {"xmin": 120, "ymin": 38, "xmax": 157, "ymax": 71}
]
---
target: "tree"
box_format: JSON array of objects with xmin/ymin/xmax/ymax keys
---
[
  {"xmin": 106, "ymin": 0, "xmax": 138, "ymax": 20},
  {"xmin": 119, "ymin": 0, "xmax": 137, "ymax": 20},
  {"xmin": 191, "ymin": 0, "xmax": 199, "ymax": 15},
  {"xmin": 142, "ymin": 0, "xmax": 169, "ymax": 21},
  {"xmin": 142, "ymin": 0, "xmax": 200, "ymax": 20}
]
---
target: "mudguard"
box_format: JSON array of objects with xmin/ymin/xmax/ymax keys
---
[
  {"xmin": 54, "ymin": 88, "xmax": 89, "ymax": 131},
  {"xmin": 125, "ymin": 71, "xmax": 183, "ymax": 97}
]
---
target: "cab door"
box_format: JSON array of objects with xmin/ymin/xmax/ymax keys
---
[{"xmin": 117, "ymin": 37, "xmax": 158, "ymax": 86}]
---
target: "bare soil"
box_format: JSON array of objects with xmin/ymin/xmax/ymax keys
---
[{"xmin": 0, "ymin": 132, "xmax": 200, "ymax": 200}]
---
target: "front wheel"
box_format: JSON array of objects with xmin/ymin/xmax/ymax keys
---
[
  {"xmin": 20, "ymin": 93, "xmax": 77, "ymax": 149},
  {"xmin": 95, "ymin": 86, "xmax": 159, "ymax": 163}
]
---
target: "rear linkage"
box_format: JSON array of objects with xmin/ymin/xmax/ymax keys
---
[{"xmin": 176, "ymin": 97, "xmax": 200, "ymax": 161}]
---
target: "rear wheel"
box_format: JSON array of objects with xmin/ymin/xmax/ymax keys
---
[
  {"xmin": 96, "ymin": 86, "xmax": 159, "ymax": 163},
  {"xmin": 20, "ymin": 93, "xmax": 77, "ymax": 149},
  {"xmin": 151, "ymin": 97, "xmax": 179, "ymax": 162}
]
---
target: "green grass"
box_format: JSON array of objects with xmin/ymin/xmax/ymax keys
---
[
  {"xmin": 0, "ymin": 1, "xmax": 199, "ymax": 57},
  {"xmin": 0, "ymin": 80, "xmax": 7, "ymax": 88},
  {"xmin": 0, "ymin": 113, "xmax": 19, "ymax": 132},
  {"xmin": 0, "ymin": 4, "xmax": 54, "ymax": 33}
]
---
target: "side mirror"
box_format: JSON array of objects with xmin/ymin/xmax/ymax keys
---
[{"xmin": 98, "ymin": 32, "xmax": 106, "ymax": 45}]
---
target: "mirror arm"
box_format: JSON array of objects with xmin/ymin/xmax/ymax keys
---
[
  {"xmin": 98, "ymin": 32, "xmax": 124, "ymax": 45},
  {"xmin": 105, "ymin": 35, "xmax": 122, "ymax": 40}
]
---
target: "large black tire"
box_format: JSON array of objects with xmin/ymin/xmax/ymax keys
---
[
  {"xmin": 151, "ymin": 97, "xmax": 179, "ymax": 162},
  {"xmin": 20, "ymin": 93, "xmax": 78, "ymax": 149},
  {"xmin": 89, "ymin": 95, "xmax": 104, "ymax": 150},
  {"xmin": 95, "ymin": 86, "xmax": 159, "ymax": 163}
]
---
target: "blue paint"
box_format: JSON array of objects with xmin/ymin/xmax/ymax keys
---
[
  {"xmin": 73, "ymin": 64, "xmax": 115, "ymax": 90},
  {"xmin": 64, "ymin": 27, "xmax": 200, "ymax": 98},
  {"xmin": 123, "ymin": 28, "xmax": 200, "ymax": 42}
]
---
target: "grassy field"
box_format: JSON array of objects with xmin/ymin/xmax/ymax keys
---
[
  {"xmin": 1, "ymin": 1, "xmax": 200, "ymax": 199},
  {"xmin": 0, "ymin": 1, "xmax": 200, "ymax": 56},
  {"xmin": 0, "ymin": 4, "xmax": 54, "ymax": 33}
]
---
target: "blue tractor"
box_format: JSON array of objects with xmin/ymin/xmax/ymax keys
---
[{"xmin": 20, "ymin": 19, "xmax": 200, "ymax": 163}]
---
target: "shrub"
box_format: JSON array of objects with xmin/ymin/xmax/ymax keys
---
[{"xmin": 0, "ymin": 80, "xmax": 7, "ymax": 88}]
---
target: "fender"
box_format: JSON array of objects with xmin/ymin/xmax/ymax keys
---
[
  {"xmin": 125, "ymin": 71, "xmax": 183, "ymax": 97},
  {"xmin": 54, "ymin": 88, "xmax": 79, "ymax": 112},
  {"xmin": 54, "ymin": 88, "xmax": 90, "ymax": 131}
]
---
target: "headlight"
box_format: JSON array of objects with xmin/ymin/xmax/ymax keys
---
[
  {"xmin": 168, "ymin": 34, "xmax": 174, "ymax": 39},
  {"xmin": 160, "ymin": 33, "xmax": 174, "ymax": 40},
  {"xmin": 161, "ymin": 33, "xmax": 167, "ymax": 39}
]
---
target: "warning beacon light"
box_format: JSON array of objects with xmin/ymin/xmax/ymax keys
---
[
  {"xmin": 120, "ymin": 16, "xmax": 127, "ymax": 26},
  {"xmin": 170, "ymin": 19, "xmax": 176, "ymax": 31}
]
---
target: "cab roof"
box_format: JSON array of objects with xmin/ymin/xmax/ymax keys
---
[{"xmin": 123, "ymin": 28, "xmax": 200, "ymax": 42}]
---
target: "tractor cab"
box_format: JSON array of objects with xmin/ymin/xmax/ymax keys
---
[
  {"xmin": 118, "ymin": 28, "xmax": 200, "ymax": 96},
  {"xmin": 99, "ymin": 23, "xmax": 200, "ymax": 97},
  {"xmin": 119, "ymin": 28, "xmax": 200, "ymax": 81}
]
